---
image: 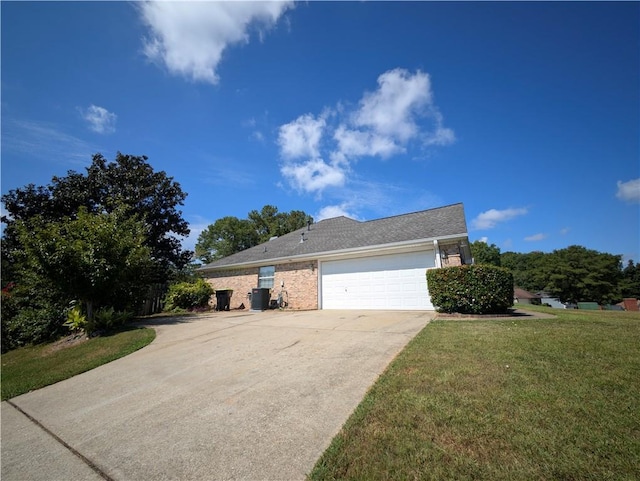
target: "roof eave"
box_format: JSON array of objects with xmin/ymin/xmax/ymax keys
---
[{"xmin": 198, "ymin": 232, "xmax": 469, "ymax": 272}]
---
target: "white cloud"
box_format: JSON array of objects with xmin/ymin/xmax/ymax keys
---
[
  {"xmin": 423, "ymin": 112, "xmax": 456, "ymax": 146},
  {"xmin": 353, "ymin": 68, "xmax": 431, "ymax": 142},
  {"xmin": 524, "ymin": 233, "xmax": 547, "ymax": 241},
  {"xmin": 277, "ymin": 68, "xmax": 454, "ymax": 195},
  {"xmin": 316, "ymin": 203, "xmax": 360, "ymax": 221},
  {"xmin": 616, "ymin": 178, "xmax": 640, "ymax": 203},
  {"xmin": 81, "ymin": 105, "xmax": 117, "ymax": 134},
  {"xmin": 471, "ymin": 208, "xmax": 528, "ymax": 230},
  {"xmin": 280, "ymin": 158, "xmax": 346, "ymax": 194},
  {"xmin": 278, "ymin": 114, "xmax": 326, "ymax": 160},
  {"xmin": 138, "ymin": 1, "xmax": 293, "ymax": 84},
  {"xmin": 334, "ymin": 125, "xmax": 402, "ymax": 159},
  {"xmin": 478, "ymin": 237, "xmax": 489, "ymax": 243},
  {"xmin": 560, "ymin": 227, "xmax": 570, "ymax": 235}
]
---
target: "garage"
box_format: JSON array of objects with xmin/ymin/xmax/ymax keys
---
[
  {"xmin": 320, "ymin": 251, "xmax": 436, "ymax": 310},
  {"xmin": 200, "ymin": 204, "xmax": 471, "ymax": 311}
]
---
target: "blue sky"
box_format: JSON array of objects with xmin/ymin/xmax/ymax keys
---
[{"xmin": 2, "ymin": 1, "xmax": 639, "ymax": 262}]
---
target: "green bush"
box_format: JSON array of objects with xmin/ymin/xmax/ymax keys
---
[
  {"xmin": 93, "ymin": 306, "xmax": 134, "ymax": 330},
  {"xmin": 427, "ymin": 264, "xmax": 514, "ymax": 314},
  {"xmin": 1, "ymin": 284, "xmax": 68, "ymax": 352},
  {"xmin": 64, "ymin": 304, "xmax": 88, "ymax": 333},
  {"xmin": 163, "ymin": 278, "xmax": 214, "ymax": 311},
  {"xmin": 1, "ymin": 305, "xmax": 66, "ymax": 352}
]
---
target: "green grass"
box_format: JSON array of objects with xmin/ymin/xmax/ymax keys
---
[
  {"xmin": 1, "ymin": 326, "xmax": 155, "ymax": 400},
  {"xmin": 310, "ymin": 307, "xmax": 640, "ymax": 480}
]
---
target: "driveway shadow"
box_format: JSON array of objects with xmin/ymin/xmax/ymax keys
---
[
  {"xmin": 132, "ymin": 313, "xmax": 202, "ymax": 326},
  {"xmin": 435, "ymin": 308, "xmax": 557, "ymax": 320}
]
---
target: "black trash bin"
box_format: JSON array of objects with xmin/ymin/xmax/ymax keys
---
[
  {"xmin": 215, "ymin": 289, "xmax": 233, "ymax": 311},
  {"xmin": 251, "ymin": 288, "xmax": 270, "ymax": 311}
]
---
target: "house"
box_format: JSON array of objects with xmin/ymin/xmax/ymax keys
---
[
  {"xmin": 199, "ymin": 203, "xmax": 472, "ymax": 311},
  {"xmin": 538, "ymin": 292, "xmax": 567, "ymax": 309},
  {"xmin": 513, "ymin": 288, "xmax": 542, "ymax": 305}
]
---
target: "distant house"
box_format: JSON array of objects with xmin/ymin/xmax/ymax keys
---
[
  {"xmin": 514, "ymin": 288, "xmax": 542, "ymax": 305},
  {"xmin": 538, "ymin": 292, "xmax": 567, "ymax": 309},
  {"xmin": 199, "ymin": 203, "xmax": 472, "ymax": 311},
  {"xmin": 622, "ymin": 298, "xmax": 639, "ymax": 311}
]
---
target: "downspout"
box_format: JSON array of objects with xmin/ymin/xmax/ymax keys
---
[
  {"xmin": 317, "ymin": 259, "xmax": 322, "ymax": 309},
  {"xmin": 434, "ymin": 239, "xmax": 442, "ymax": 268}
]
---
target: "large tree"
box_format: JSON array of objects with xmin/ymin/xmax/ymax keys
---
[
  {"xmin": 196, "ymin": 216, "xmax": 260, "ymax": 264},
  {"xmin": 620, "ymin": 260, "xmax": 640, "ymax": 298},
  {"xmin": 1, "ymin": 153, "xmax": 191, "ymax": 349},
  {"xmin": 15, "ymin": 207, "xmax": 153, "ymax": 321},
  {"xmin": 501, "ymin": 246, "xmax": 624, "ymax": 304},
  {"xmin": 546, "ymin": 246, "xmax": 622, "ymax": 305},
  {"xmin": 248, "ymin": 205, "xmax": 312, "ymax": 243},
  {"xmin": 501, "ymin": 250, "xmax": 550, "ymax": 292},
  {"xmin": 470, "ymin": 240, "xmax": 501, "ymax": 266},
  {"xmin": 196, "ymin": 205, "xmax": 312, "ymax": 263},
  {"xmin": 2, "ymin": 153, "xmax": 191, "ymax": 279}
]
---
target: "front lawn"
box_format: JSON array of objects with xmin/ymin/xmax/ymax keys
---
[
  {"xmin": 310, "ymin": 307, "xmax": 640, "ymax": 480},
  {"xmin": 1, "ymin": 326, "xmax": 155, "ymax": 400}
]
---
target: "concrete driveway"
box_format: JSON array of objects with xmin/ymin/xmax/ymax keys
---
[{"xmin": 1, "ymin": 309, "xmax": 433, "ymax": 481}]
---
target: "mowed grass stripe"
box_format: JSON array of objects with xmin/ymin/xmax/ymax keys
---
[{"xmin": 310, "ymin": 308, "xmax": 640, "ymax": 480}]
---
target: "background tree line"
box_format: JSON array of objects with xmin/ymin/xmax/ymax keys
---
[
  {"xmin": 195, "ymin": 205, "xmax": 313, "ymax": 264},
  {"xmin": 470, "ymin": 240, "xmax": 640, "ymax": 305}
]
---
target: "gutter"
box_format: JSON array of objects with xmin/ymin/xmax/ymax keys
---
[{"xmin": 198, "ymin": 233, "xmax": 469, "ymax": 272}]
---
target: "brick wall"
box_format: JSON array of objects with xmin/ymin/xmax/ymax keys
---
[
  {"xmin": 204, "ymin": 260, "xmax": 318, "ymax": 310},
  {"xmin": 204, "ymin": 267, "xmax": 257, "ymax": 309},
  {"xmin": 275, "ymin": 261, "xmax": 318, "ymax": 310}
]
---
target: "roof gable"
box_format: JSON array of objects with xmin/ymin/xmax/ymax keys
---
[{"xmin": 200, "ymin": 203, "xmax": 468, "ymax": 270}]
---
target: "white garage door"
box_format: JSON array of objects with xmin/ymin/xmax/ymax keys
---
[{"xmin": 321, "ymin": 251, "xmax": 436, "ymax": 310}]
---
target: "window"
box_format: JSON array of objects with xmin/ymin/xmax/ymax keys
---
[{"xmin": 258, "ymin": 266, "xmax": 275, "ymax": 288}]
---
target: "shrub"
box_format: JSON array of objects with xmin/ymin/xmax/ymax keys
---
[
  {"xmin": 62, "ymin": 304, "xmax": 133, "ymax": 337},
  {"xmin": 427, "ymin": 264, "xmax": 514, "ymax": 314},
  {"xmin": 93, "ymin": 307, "xmax": 134, "ymax": 330},
  {"xmin": 1, "ymin": 306, "xmax": 66, "ymax": 352},
  {"xmin": 1, "ymin": 283, "xmax": 68, "ymax": 352},
  {"xmin": 64, "ymin": 304, "xmax": 88, "ymax": 333},
  {"xmin": 164, "ymin": 278, "xmax": 214, "ymax": 311}
]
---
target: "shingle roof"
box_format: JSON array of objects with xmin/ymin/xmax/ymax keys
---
[
  {"xmin": 514, "ymin": 288, "xmax": 542, "ymax": 299},
  {"xmin": 200, "ymin": 203, "xmax": 468, "ymax": 270}
]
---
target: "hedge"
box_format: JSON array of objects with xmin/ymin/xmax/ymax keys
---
[{"xmin": 427, "ymin": 264, "xmax": 514, "ymax": 314}]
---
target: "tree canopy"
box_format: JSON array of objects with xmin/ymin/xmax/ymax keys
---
[
  {"xmin": 470, "ymin": 240, "xmax": 501, "ymax": 266},
  {"xmin": 196, "ymin": 205, "xmax": 312, "ymax": 263},
  {"xmin": 196, "ymin": 216, "xmax": 259, "ymax": 263},
  {"xmin": 2, "ymin": 153, "xmax": 191, "ymax": 278},
  {"xmin": 1, "ymin": 153, "xmax": 191, "ymax": 350},
  {"xmin": 473, "ymin": 240, "xmax": 636, "ymax": 305},
  {"xmin": 15, "ymin": 207, "xmax": 153, "ymax": 320}
]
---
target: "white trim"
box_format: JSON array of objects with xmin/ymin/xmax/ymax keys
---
[
  {"xmin": 434, "ymin": 239, "xmax": 442, "ymax": 268},
  {"xmin": 317, "ymin": 261, "xmax": 324, "ymax": 309},
  {"xmin": 200, "ymin": 234, "xmax": 468, "ymax": 272}
]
